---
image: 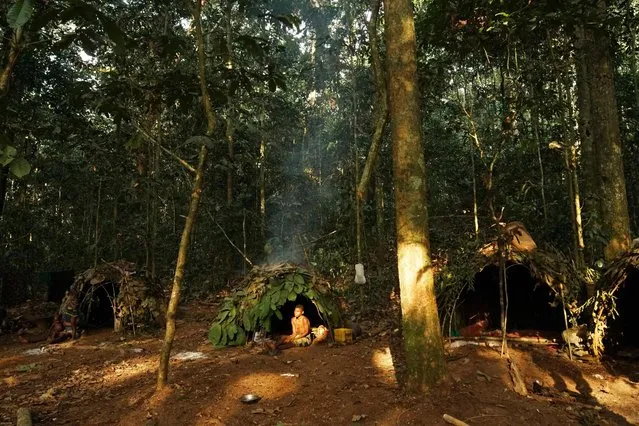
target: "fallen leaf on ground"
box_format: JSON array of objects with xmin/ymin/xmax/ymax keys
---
[{"xmin": 3, "ymin": 376, "xmax": 19, "ymax": 387}]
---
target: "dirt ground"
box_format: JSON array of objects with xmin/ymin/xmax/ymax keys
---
[{"xmin": 1, "ymin": 301, "xmax": 638, "ymax": 425}]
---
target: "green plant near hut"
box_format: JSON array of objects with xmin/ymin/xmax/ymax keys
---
[{"xmin": 208, "ymin": 264, "xmax": 340, "ymax": 348}]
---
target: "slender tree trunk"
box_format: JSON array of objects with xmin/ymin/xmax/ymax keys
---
[
  {"xmin": 112, "ymin": 196, "xmax": 119, "ymax": 259},
  {"xmin": 151, "ymin": 142, "xmax": 159, "ymax": 281},
  {"xmin": 555, "ymin": 69, "xmax": 586, "ymax": 269},
  {"xmin": 375, "ymin": 165, "xmax": 384, "ymax": 240},
  {"xmin": 563, "ymin": 80, "xmax": 586, "ymax": 269},
  {"xmin": 157, "ymin": 0, "xmax": 213, "ymax": 391},
  {"xmin": 356, "ymin": 0, "xmax": 388, "ymax": 199},
  {"xmin": 470, "ymin": 140, "xmax": 479, "ymax": 241},
  {"xmin": 384, "ymin": 0, "xmax": 446, "ymax": 391},
  {"xmin": 629, "ymin": 4, "xmax": 639, "ymax": 113},
  {"xmin": 225, "ymin": 0, "xmax": 234, "ymax": 207},
  {"xmin": 94, "ymin": 181, "xmax": 102, "ymax": 267},
  {"xmin": 0, "ymin": 166, "xmax": 8, "ymax": 217},
  {"xmin": 259, "ymin": 135, "xmax": 266, "ymax": 239},
  {"xmin": 575, "ymin": 3, "xmax": 631, "ymax": 260},
  {"xmin": 569, "ymin": 145, "xmax": 585, "ymax": 269},
  {"xmin": 0, "ymin": 28, "xmax": 22, "ymax": 97},
  {"xmin": 530, "ymin": 97, "xmax": 547, "ymax": 223},
  {"xmin": 353, "ymin": 93, "xmax": 362, "ymax": 263}
]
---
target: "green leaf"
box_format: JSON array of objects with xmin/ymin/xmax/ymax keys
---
[
  {"xmin": 259, "ymin": 300, "xmax": 271, "ymax": 319},
  {"xmin": 185, "ymin": 136, "xmax": 214, "ymax": 148},
  {"xmin": 227, "ymin": 324, "xmax": 237, "ymax": 338},
  {"xmin": 274, "ymin": 310, "xmax": 283, "ymax": 320},
  {"xmin": 9, "ymin": 157, "xmax": 31, "ymax": 178},
  {"xmin": 235, "ymin": 328, "xmax": 246, "ymax": 345},
  {"xmin": 218, "ymin": 310, "xmax": 230, "ymax": 322},
  {"xmin": 243, "ymin": 312, "xmax": 252, "ymax": 331},
  {"xmin": 52, "ymin": 33, "xmax": 78, "ymax": 52},
  {"xmin": 287, "ymin": 291, "xmax": 297, "ymax": 302},
  {"xmin": 95, "ymin": 12, "xmax": 127, "ymax": 49},
  {"xmin": 7, "ymin": 0, "xmax": 34, "ymax": 29},
  {"xmin": 293, "ymin": 274, "xmax": 305, "ymax": 285},
  {"xmin": 125, "ymin": 132, "xmax": 144, "ymax": 150},
  {"xmin": 270, "ymin": 290, "xmax": 281, "ymax": 305},
  {"xmin": 278, "ymin": 290, "xmax": 288, "ymax": 305},
  {"xmin": 274, "ymin": 13, "xmax": 301, "ymax": 31},
  {"xmin": 0, "ymin": 145, "xmax": 17, "ymax": 166},
  {"xmin": 31, "ymin": 6, "xmax": 59, "ymax": 30},
  {"xmin": 208, "ymin": 323, "xmax": 222, "ymax": 345}
]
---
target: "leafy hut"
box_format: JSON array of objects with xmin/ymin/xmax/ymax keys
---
[
  {"xmin": 439, "ymin": 222, "xmax": 584, "ymax": 337},
  {"xmin": 65, "ymin": 260, "xmax": 164, "ymax": 333},
  {"xmin": 208, "ymin": 263, "xmax": 341, "ymax": 347}
]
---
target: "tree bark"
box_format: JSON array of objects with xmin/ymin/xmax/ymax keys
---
[
  {"xmin": 384, "ymin": 0, "xmax": 446, "ymax": 391},
  {"xmin": 575, "ymin": 2, "xmax": 631, "ymax": 260},
  {"xmin": 156, "ymin": 0, "xmax": 213, "ymax": 391}
]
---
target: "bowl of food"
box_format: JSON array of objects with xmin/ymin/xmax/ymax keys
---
[{"xmin": 239, "ymin": 394, "xmax": 262, "ymax": 404}]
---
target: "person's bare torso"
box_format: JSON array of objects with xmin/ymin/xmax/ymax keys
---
[{"xmin": 292, "ymin": 315, "xmax": 310, "ymax": 337}]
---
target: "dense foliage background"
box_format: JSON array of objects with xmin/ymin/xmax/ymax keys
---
[{"xmin": 1, "ymin": 0, "xmax": 637, "ymax": 309}]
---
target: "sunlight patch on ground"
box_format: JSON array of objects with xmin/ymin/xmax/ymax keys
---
[
  {"xmin": 101, "ymin": 355, "xmax": 157, "ymax": 386},
  {"xmin": 231, "ymin": 372, "xmax": 298, "ymax": 399},
  {"xmin": 196, "ymin": 372, "xmax": 298, "ymax": 424},
  {"xmin": 372, "ymin": 347, "xmax": 396, "ymax": 384}
]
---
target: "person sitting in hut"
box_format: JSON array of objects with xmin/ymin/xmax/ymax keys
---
[
  {"xmin": 268, "ymin": 304, "xmax": 311, "ymax": 351},
  {"xmin": 48, "ymin": 290, "xmax": 79, "ymax": 343}
]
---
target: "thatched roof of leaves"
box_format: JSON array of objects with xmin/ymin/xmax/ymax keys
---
[
  {"xmin": 68, "ymin": 260, "xmax": 164, "ymax": 333},
  {"xmin": 208, "ymin": 263, "xmax": 341, "ymax": 348},
  {"xmin": 591, "ymin": 249, "xmax": 639, "ymax": 357},
  {"xmin": 437, "ymin": 225, "xmax": 584, "ymax": 335}
]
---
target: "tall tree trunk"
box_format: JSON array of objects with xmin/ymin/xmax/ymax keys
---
[
  {"xmin": 157, "ymin": 0, "xmax": 213, "ymax": 391},
  {"xmin": 575, "ymin": 3, "xmax": 631, "ymax": 260},
  {"xmin": 384, "ymin": 0, "xmax": 446, "ymax": 391}
]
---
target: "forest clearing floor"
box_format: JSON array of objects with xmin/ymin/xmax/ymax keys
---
[{"xmin": 1, "ymin": 301, "xmax": 638, "ymax": 426}]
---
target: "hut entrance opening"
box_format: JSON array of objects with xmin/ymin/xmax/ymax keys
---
[
  {"xmin": 461, "ymin": 264, "xmax": 564, "ymax": 334},
  {"xmin": 79, "ymin": 283, "xmax": 118, "ymax": 328},
  {"xmin": 270, "ymin": 295, "xmax": 325, "ymax": 335},
  {"xmin": 607, "ymin": 268, "xmax": 639, "ymax": 350}
]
